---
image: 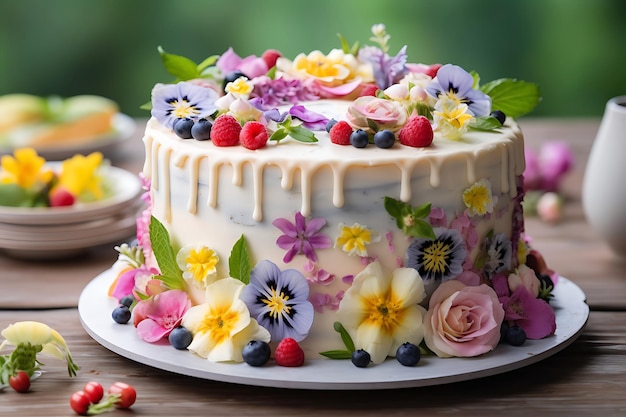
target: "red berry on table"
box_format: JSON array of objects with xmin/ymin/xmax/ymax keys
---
[
  {"xmin": 240, "ymin": 121, "xmax": 269, "ymax": 150},
  {"xmin": 8, "ymin": 370, "xmax": 30, "ymax": 393},
  {"xmin": 210, "ymin": 114, "xmax": 242, "ymax": 147},
  {"xmin": 329, "ymin": 120, "xmax": 353, "ymax": 145},
  {"xmin": 49, "ymin": 187, "xmax": 76, "ymax": 207},
  {"xmin": 83, "ymin": 381, "xmax": 104, "ymax": 404},
  {"xmin": 274, "ymin": 337, "xmax": 305, "ymax": 367},
  {"xmin": 398, "ymin": 115, "xmax": 433, "ymax": 148},
  {"xmin": 108, "ymin": 381, "xmax": 137, "ymax": 409},
  {"xmin": 261, "ymin": 49, "xmax": 282, "ymax": 69},
  {"xmin": 70, "ymin": 390, "xmax": 92, "ymax": 415}
]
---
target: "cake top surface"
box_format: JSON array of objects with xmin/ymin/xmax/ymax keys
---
[{"xmin": 147, "ymin": 24, "xmax": 541, "ymax": 149}]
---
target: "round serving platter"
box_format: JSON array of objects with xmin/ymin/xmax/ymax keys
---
[{"xmin": 79, "ymin": 269, "xmax": 589, "ymax": 390}]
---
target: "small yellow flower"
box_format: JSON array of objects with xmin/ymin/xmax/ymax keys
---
[
  {"xmin": 335, "ymin": 223, "xmax": 380, "ymax": 257},
  {"xmin": 57, "ymin": 152, "xmax": 105, "ymax": 201},
  {"xmin": 176, "ymin": 244, "xmax": 220, "ymax": 286},
  {"xmin": 0, "ymin": 148, "xmax": 53, "ymax": 188},
  {"xmin": 463, "ymin": 179, "xmax": 494, "ymax": 216},
  {"xmin": 433, "ymin": 97, "xmax": 474, "ymax": 140},
  {"xmin": 225, "ymin": 76, "xmax": 253, "ymax": 97}
]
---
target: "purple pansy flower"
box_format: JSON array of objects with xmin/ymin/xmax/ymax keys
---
[
  {"xmin": 358, "ymin": 45, "xmax": 409, "ymax": 90},
  {"xmin": 151, "ymin": 82, "xmax": 219, "ymax": 128},
  {"xmin": 289, "ymin": 105, "xmax": 329, "ymax": 130},
  {"xmin": 240, "ymin": 260, "xmax": 314, "ymax": 342},
  {"xmin": 425, "ymin": 64, "xmax": 491, "ymax": 117},
  {"xmin": 272, "ymin": 211, "xmax": 332, "ymax": 263}
]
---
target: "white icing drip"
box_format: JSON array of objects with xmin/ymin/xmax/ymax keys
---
[
  {"xmin": 300, "ymin": 166, "xmax": 312, "ymax": 217},
  {"xmin": 428, "ymin": 158, "xmax": 441, "ymax": 187},
  {"xmin": 331, "ymin": 164, "xmax": 346, "ymax": 208},
  {"xmin": 207, "ymin": 159, "xmax": 220, "ymax": 208},
  {"xmin": 252, "ymin": 162, "xmax": 264, "ymax": 221},
  {"xmin": 466, "ymin": 153, "xmax": 476, "ymax": 184},
  {"xmin": 500, "ymin": 143, "xmax": 510, "ymax": 195},
  {"xmin": 162, "ymin": 147, "xmax": 172, "ymax": 223},
  {"xmin": 187, "ymin": 156, "xmax": 199, "ymax": 214}
]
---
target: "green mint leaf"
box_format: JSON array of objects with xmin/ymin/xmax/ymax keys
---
[
  {"xmin": 269, "ymin": 128, "xmax": 289, "ymax": 142},
  {"xmin": 412, "ymin": 202, "xmax": 432, "ymax": 219},
  {"xmin": 288, "ymin": 125, "xmax": 318, "ymax": 143},
  {"xmin": 196, "ymin": 55, "xmax": 219, "ymax": 73},
  {"xmin": 471, "ymin": 116, "xmax": 502, "ymax": 131},
  {"xmin": 229, "ymin": 235, "xmax": 251, "ymax": 284},
  {"xmin": 319, "ymin": 350, "xmax": 352, "ymax": 360},
  {"xmin": 384, "ymin": 196, "xmax": 435, "ymax": 239},
  {"xmin": 480, "ymin": 78, "xmax": 541, "ymax": 118},
  {"xmin": 158, "ymin": 46, "xmax": 201, "ymax": 81},
  {"xmin": 149, "ymin": 216, "xmax": 185, "ymax": 290},
  {"xmin": 408, "ymin": 219, "xmax": 437, "ymax": 240},
  {"xmin": 333, "ymin": 321, "xmax": 355, "ymax": 353},
  {"xmin": 384, "ymin": 196, "xmax": 403, "ymax": 218}
]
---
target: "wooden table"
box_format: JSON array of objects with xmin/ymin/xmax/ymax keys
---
[{"xmin": 2, "ymin": 119, "xmax": 625, "ymax": 416}]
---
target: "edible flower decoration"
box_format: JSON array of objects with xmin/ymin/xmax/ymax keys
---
[
  {"xmin": 1, "ymin": 321, "xmax": 79, "ymax": 387},
  {"xmin": 240, "ymin": 260, "xmax": 314, "ymax": 342},
  {"xmin": 133, "ymin": 290, "xmax": 191, "ymax": 343},
  {"xmin": 423, "ymin": 280, "xmax": 505, "ymax": 358},
  {"xmin": 176, "ymin": 244, "xmax": 220, "ymax": 287},
  {"xmin": 463, "ymin": 179, "xmax": 495, "ymax": 216},
  {"xmin": 151, "ymin": 81, "xmax": 219, "ymax": 128},
  {"xmin": 0, "ymin": 148, "xmax": 110, "ymax": 208},
  {"xmin": 272, "ymin": 211, "xmax": 332, "ymax": 263},
  {"xmin": 182, "ymin": 277, "xmax": 271, "ymax": 362},
  {"xmin": 334, "ymin": 261, "xmax": 426, "ymax": 364},
  {"xmin": 335, "ymin": 222, "xmax": 381, "ymax": 257}
]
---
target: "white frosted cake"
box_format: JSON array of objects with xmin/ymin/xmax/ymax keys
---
[{"xmin": 109, "ymin": 24, "xmax": 555, "ymax": 368}]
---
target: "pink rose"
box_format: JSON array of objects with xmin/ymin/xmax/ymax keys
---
[
  {"xmin": 424, "ymin": 280, "xmax": 505, "ymax": 358},
  {"xmin": 346, "ymin": 96, "xmax": 407, "ymax": 133}
]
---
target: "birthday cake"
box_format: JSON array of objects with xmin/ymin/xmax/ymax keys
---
[{"xmin": 109, "ymin": 24, "xmax": 556, "ymax": 368}]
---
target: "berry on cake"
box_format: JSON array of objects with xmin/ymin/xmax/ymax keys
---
[{"xmin": 109, "ymin": 23, "xmax": 555, "ymax": 369}]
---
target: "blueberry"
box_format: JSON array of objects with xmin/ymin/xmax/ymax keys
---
[
  {"xmin": 500, "ymin": 321, "xmax": 510, "ymax": 344},
  {"xmin": 173, "ymin": 118, "xmax": 194, "ymax": 139},
  {"xmin": 242, "ymin": 340, "xmax": 271, "ymax": 366},
  {"xmin": 191, "ymin": 118, "xmax": 213, "ymax": 141},
  {"xmin": 373, "ymin": 130, "xmax": 395, "ymax": 149},
  {"xmin": 169, "ymin": 326, "xmax": 193, "ymax": 350},
  {"xmin": 505, "ymin": 325, "xmax": 527, "ymax": 346},
  {"xmin": 351, "ymin": 349, "xmax": 371, "ymax": 368},
  {"xmin": 396, "ymin": 342, "xmax": 420, "ymax": 366},
  {"xmin": 222, "ymin": 70, "xmax": 248, "ymax": 91},
  {"xmin": 350, "ymin": 129, "xmax": 369, "ymax": 148},
  {"xmin": 325, "ymin": 118, "xmax": 338, "ymax": 133},
  {"xmin": 119, "ymin": 295, "xmax": 134, "ymax": 308},
  {"xmin": 112, "ymin": 305, "xmax": 131, "ymax": 324},
  {"xmin": 490, "ymin": 110, "xmax": 506, "ymax": 125}
]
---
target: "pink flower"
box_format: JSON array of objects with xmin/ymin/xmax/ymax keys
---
[
  {"xmin": 536, "ymin": 192, "xmax": 563, "ymax": 223},
  {"xmin": 524, "ymin": 141, "xmax": 574, "ymax": 192},
  {"xmin": 423, "ymin": 280, "xmax": 505, "ymax": 357},
  {"xmin": 133, "ymin": 290, "xmax": 191, "ymax": 342},
  {"xmin": 110, "ymin": 265, "xmax": 159, "ymax": 301},
  {"xmin": 216, "ymin": 48, "xmax": 268, "ymax": 79},
  {"xmin": 346, "ymin": 96, "xmax": 407, "ymax": 133}
]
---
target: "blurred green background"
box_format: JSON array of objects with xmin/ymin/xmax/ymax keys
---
[{"xmin": 1, "ymin": 0, "xmax": 625, "ymax": 118}]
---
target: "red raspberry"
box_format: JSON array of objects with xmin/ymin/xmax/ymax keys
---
[
  {"xmin": 329, "ymin": 120, "xmax": 353, "ymax": 145},
  {"xmin": 49, "ymin": 187, "xmax": 75, "ymax": 207},
  {"xmin": 274, "ymin": 337, "xmax": 305, "ymax": 367},
  {"xmin": 240, "ymin": 121, "xmax": 269, "ymax": 150},
  {"xmin": 398, "ymin": 115, "xmax": 433, "ymax": 148},
  {"xmin": 261, "ymin": 49, "xmax": 282, "ymax": 69},
  {"xmin": 210, "ymin": 114, "xmax": 241, "ymax": 146}
]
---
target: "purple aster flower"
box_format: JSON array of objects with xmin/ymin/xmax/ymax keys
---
[
  {"xmin": 425, "ymin": 64, "xmax": 492, "ymax": 117},
  {"xmin": 272, "ymin": 211, "xmax": 332, "ymax": 263},
  {"xmin": 251, "ymin": 76, "xmax": 319, "ymax": 110},
  {"xmin": 151, "ymin": 82, "xmax": 219, "ymax": 128},
  {"xmin": 289, "ymin": 105, "xmax": 329, "ymax": 130},
  {"xmin": 240, "ymin": 260, "xmax": 314, "ymax": 342},
  {"xmin": 358, "ymin": 45, "xmax": 409, "ymax": 90}
]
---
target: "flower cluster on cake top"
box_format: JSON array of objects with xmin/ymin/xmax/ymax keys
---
[{"xmin": 148, "ymin": 24, "xmax": 540, "ymax": 149}]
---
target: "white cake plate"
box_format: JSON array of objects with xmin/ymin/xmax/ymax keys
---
[{"xmin": 79, "ymin": 268, "xmax": 589, "ymax": 390}]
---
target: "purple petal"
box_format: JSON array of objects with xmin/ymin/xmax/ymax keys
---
[
  {"xmin": 294, "ymin": 212, "xmax": 306, "ymax": 233},
  {"xmin": 304, "ymin": 216, "xmax": 327, "ymax": 236},
  {"xmin": 306, "ymin": 234, "xmax": 332, "ymax": 250},
  {"xmin": 301, "ymin": 240, "xmax": 318, "ymax": 263},
  {"xmin": 216, "ymin": 47, "xmax": 242, "ymax": 73},
  {"xmin": 272, "ymin": 217, "xmax": 297, "ymax": 236},
  {"xmin": 275, "ymin": 235, "xmax": 297, "ymax": 250},
  {"xmin": 289, "ymin": 105, "xmax": 329, "ymax": 130}
]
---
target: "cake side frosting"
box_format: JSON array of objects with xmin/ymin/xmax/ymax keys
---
[{"xmin": 109, "ymin": 24, "xmax": 555, "ymax": 367}]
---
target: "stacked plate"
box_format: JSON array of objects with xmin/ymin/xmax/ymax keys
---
[{"xmin": 0, "ymin": 166, "xmax": 144, "ymax": 260}]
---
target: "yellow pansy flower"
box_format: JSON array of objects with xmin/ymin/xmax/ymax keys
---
[
  {"xmin": 335, "ymin": 223, "xmax": 380, "ymax": 257},
  {"xmin": 463, "ymin": 179, "xmax": 495, "ymax": 216}
]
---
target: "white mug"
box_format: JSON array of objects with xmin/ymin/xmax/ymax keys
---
[{"xmin": 582, "ymin": 96, "xmax": 626, "ymax": 257}]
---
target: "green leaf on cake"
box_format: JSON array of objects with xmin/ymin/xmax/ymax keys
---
[
  {"xmin": 149, "ymin": 215, "xmax": 185, "ymax": 290},
  {"xmin": 384, "ymin": 197, "xmax": 436, "ymax": 240},
  {"xmin": 158, "ymin": 46, "xmax": 201, "ymax": 81},
  {"xmin": 287, "ymin": 125, "xmax": 318, "ymax": 143},
  {"xmin": 270, "ymin": 116, "xmax": 318, "ymax": 144},
  {"xmin": 229, "ymin": 235, "xmax": 251, "ymax": 285},
  {"xmin": 480, "ymin": 78, "xmax": 542, "ymax": 118},
  {"xmin": 471, "ymin": 116, "xmax": 502, "ymax": 131},
  {"xmin": 319, "ymin": 321, "xmax": 356, "ymax": 360}
]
